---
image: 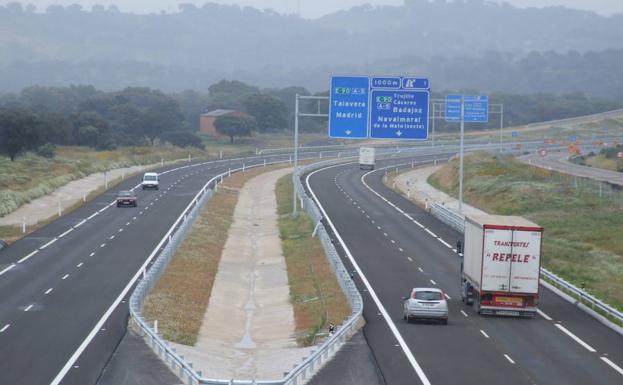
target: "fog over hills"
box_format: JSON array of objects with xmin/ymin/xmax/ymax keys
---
[{"xmin": 1, "ymin": 1, "xmax": 622, "ymax": 96}]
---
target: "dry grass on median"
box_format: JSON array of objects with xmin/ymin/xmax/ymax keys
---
[
  {"xmin": 141, "ymin": 164, "xmax": 287, "ymax": 346},
  {"xmin": 275, "ymin": 174, "xmax": 351, "ymax": 346}
]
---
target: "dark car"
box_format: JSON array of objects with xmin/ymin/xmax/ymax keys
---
[{"xmin": 116, "ymin": 190, "xmax": 137, "ymax": 207}]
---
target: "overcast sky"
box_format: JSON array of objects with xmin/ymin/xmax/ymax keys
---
[{"xmin": 11, "ymin": 1, "xmax": 623, "ymax": 18}]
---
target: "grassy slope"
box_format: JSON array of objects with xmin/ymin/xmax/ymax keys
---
[
  {"xmin": 0, "ymin": 145, "xmax": 206, "ymax": 217},
  {"xmin": 275, "ymin": 174, "xmax": 351, "ymax": 346},
  {"xmin": 428, "ymin": 152, "xmax": 623, "ymax": 311}
]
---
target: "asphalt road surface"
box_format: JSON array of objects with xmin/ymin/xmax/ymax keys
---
[
  {"xmin": 523, "ymin": 152, "xmax": 623, "ymax": 186},
  {"xmin": 306, "ymin": 156, "xmax": 623, "ymax": 385},
  {"xmin": 0, "ymin": 153, "xmax": 311, "ymax": 385}
]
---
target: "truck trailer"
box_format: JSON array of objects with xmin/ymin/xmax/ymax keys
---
[
  {"xmin": 461, "ymin": 214, "xmax": 543, "ymax": 317},
  {"xmin": 359, "ymin": 147, "xmax": 375, "ymax": 170}
]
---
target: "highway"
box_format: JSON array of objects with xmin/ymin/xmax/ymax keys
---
[
  {"xmin": 523, "ymin": 152, "xmax": 623, "ymax": 186},
  {"xmin": 0, "ymin": 154, "xmax": 305, "ymax": 385},
  {"xmin": 306, "ymin": 156, "xmax": 623, "ymax": 385}
]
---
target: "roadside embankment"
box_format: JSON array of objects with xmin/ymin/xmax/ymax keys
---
[{"xmin": 389, "ymin": 152, "xmax": 623, "ymax": 312}]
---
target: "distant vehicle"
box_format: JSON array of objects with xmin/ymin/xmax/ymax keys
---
[
  {"xmin": 403, "ymin": 287, "xmax": 448, "ymax": 324},
  {"xmin": 461, "ymin": 214, "xmax": 543, "ymax": 317},
  {"xmin": 359, "ymin": 147, "xmax": 375, "ymax": 170},
  {"xmin": 116, "ymin": 190, "xmax": 137, "ymax": 207},
  {"xmin": 142, "ymin": 172, "xmax": 159, "ymax": 190}
]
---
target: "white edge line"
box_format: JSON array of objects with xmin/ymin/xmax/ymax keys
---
[
  {"xmin": 424, "ymin": 228, "xmax": 437, "ymax": 237},
  {"xmin": 537, "ymin": 308, "xmax": 553, "ymax": 321},
  {"xmin": 504, "ymin": 354, "xmax": 516, "ymax": 364},
  {"xmin": 87, "ymin": 213, "xmax": 98, "ymax": 220},
  {"xmin": 58, "ymin": 228, "xmax": 73, "ymax": 238},
  {"xmin": 460, "ymin": 310, "xmax": 469, "ymax": 317},
  {"xmin": 0, "ymin": 264, "xmax": 16, "ymax": 276},
  {"xmin": 438, "ymin": 238, "xmax": 452, "ymax": 248},
  {"xmin": 0, "ymin": 324, "xmax": 9, "ymax": 332},
  {"xmin": 18, "ymin": 250, "xmax": 38, "ymax": 264},
  {"xmin": 306, "ymin": 163, "xmax": 432, "ymax": 385},
  {"xmin": 40, "ymin": 238, "xmax": 58, "ymax": 249},
  {"xmin": 600, "ymin": 357, "xmax": 623, "ymax": 376},
  {"xmin": 74, "ymin": 219, "xmax": 86, "ymax": 228},
  {"xmin": 554, "ymin": 324, "xmax": 597, "ymax": 352}
]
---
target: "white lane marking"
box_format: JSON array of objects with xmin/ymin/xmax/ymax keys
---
[
  {"xmin": 87, "ymin": 213, "xmax": 98, "ymax": 220},
  {"xmin": 461, "ymin": 310, "xmax": 469, "ymax": 317},
  {"xmin": 438, "ymin": 238, "xmax": 452, "ymax": 248},
  {"xmin": 504, "ymin": 354, "xmax": 516, "ymax": 364},
  {"xmin": 480, "ymin": 330, "xmax": 490, "ymax": 338},
  {"xmin": 109, "ymin": 235, "xmax": 115, "ymax": 240},
  {"xmin": 126, "ymin": 222, "xmax": 130, "ymax": 226},
  {"xmin": 58, "ymin": 228, "xmax": 73, "ymax": 238},
  {"xmin": 430, "ymin": 279, "xmax": 437, "ymax": 285},
  {"xmin": 100, "ymin": 243, "xmax": 106, "ymax": 248},
  {"xmin": 383, "ymin": 232, "xmax": 388, "ymax": 236},
  {"xmin": 601, "ymin": 357, "xmax": 623, "ymax": 376},
  {"xmin": 18, "ymin": 250, "xmax": 38, "ymax": 264},
  {"xmin": 76, "ymin": 262, "xmax": 83, "ymax": 268},
  {"xmin": 118, "ymin": 228, "xmax": 123, "ymax": 233},
  {"xmin": 40, "ymin": 238, "xmax": 58, "ymax": 249},
  {"xmin": 554, "ymin": 324, "xmax": 596, "ymax": 352},
  {"xmin": 132, "ymin": 217, "xmax": 137, "ymax": 220},
  {"xmin": 98, "ymin": 208, "xmax": 106, "ymax": 213},
  {"xmin": 391, "ymin": 239, "xmax": 395, "ymax": 244},
  {"xmin": 24, "ymin": 304, "xmax": 33, "ymax": 312},
  {"xmin": 452, "ymin": 248, "xmax": 457, "ymax": 253},
  {"xmin": 0, "ymin": 264, "xmax": 16, "ymax": 276},
  {"xmin": 418, "ymin": 267, "xmax": 424, "ymax": 272},
  {"xmin": 424, "ymin": 228, "xmax": 437, "ymax": 237},
  {"xmin": 306, "ymin": 164, "xmax": 432, "ymax": 385},
  {"xmin": 407, "ymin": 257, "xmax": 413, "ymax": 262},
  {"xmin": 537, "ymin": 309, "xmax": 553, "ymax": 321},
  {"xmin": 74, "ymin": 219, "xmax": 86, "ymax": 228},
  {"xmin": 0, "ymin": 324, "xmax": 9, "ymax": 333},
  {"xmin": 398, "ymin": 247, "xmax": 404, "ymax": 252},
  {"xmin": 62, "ymin": 274, "xmax": 69, "ymax": 280},
  {"xmin": 89, "ymin": 252, "xmax": 95, "ymax": 257},
  {"xmin": 145, "ymin": 206, "xmax": 149, "ymax": 210},
  {"xmin": 444, "ymin": 293, "xmax": 451, "ymax": 300},
  {"xmin": 45, "ymin": 288, "xmax": 53, "ymax": 295},
  {"xmin": 139, "ymin": 211, "xmax": 143, "ymax": 215}
]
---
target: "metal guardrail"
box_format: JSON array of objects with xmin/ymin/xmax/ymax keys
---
[
  {"xmin": 428, "ymin": 203, "xmax": 623, "ymax": 324},
  {"xmin": 129, "ymin": 157, "xmax": 364, "ymax": 385}
]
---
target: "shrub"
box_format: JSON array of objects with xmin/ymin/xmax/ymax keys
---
[{"xmin": 36, "ymin": 143, "xmax": 56, "ymax": 158}]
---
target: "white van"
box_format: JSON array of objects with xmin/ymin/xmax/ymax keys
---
[
  {"xmin": 359, "ymin": 147, "xmax": 375, "ymax": 170},
  {"xmin": 142, "ymin": 172, "xmax": 159, "ymax": 190}
]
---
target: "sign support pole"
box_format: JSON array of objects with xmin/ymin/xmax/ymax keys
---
[
  {"xmin": 499, "ymin": 104, "xmax": 504, "ymax": 153},
  {"xmin": 292, "ymin": 93, "xmax": 299, "ymax": 215},
  {"xmin": 459, "ymin": 96, "xmax": 465, "ymax": 213},
  {"xmin": 431, "ymin": 102, "xmax": 436, "ymax": 149}
]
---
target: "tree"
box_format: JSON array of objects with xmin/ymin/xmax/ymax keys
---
[
  {"xmin": 208, "ymin": 80, "xmax": 259, "ymax": 111},
  {"xmin": 214, "ymin": 115, "xmax": 257, "ymax": 143},
  {"xmin": 160, "ymin": 131, "xmax": 204, "ymax": 149},
  {"xmin": 243, "ymin": 94, "xmax": 288, "ymax": 133},
  {"xmin": 0, "ymin": 108, "xmax": 41, "ymax": 161}
]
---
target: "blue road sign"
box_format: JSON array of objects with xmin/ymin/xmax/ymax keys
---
[
  {"xmin": 369, "ymin": 90, "xmax": 429, "ymax": 139},
  {"xmin": 569, "ymin": 135, "xmax": 577, "ymax": 143},
  {"xmin": 371, "ymin": 77, "xmax": 401, "ymax": 89},
  {"xmin": 445, "ymin": 95, "xmax": 462, "ymax": 122},
  {"xmin": 463, "ymin": 95, "xmax": 488, "ymax": 123},
  {"xmin": 512, "ymin": 131, "xmax": 518, "ymax": 138},
  {"xmin": 329, "ymin": 76, "xmax": 370, "ymax": 139}
]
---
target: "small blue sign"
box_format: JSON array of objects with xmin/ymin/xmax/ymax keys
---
[
  {"xmin": 445, "ymin": 95, "xmax": 462, "ymax": 122},
  {"xmin": 463, "ymin": 95, "xmax": 488, "ymax": 123},
  {"xmin": 329, "ymin": 76, "xmax": 370, "ymax": 139},
  {"xmin": 512, "ymin": 131, "xmax": 518, "ymax": 138},
  {"xmin": 369, "ymin": 90, "xmax": 429, "ymax": 140},
  {"xmin": 401, "ymin": 77, "xmax": 430, "ymax": 90},
  {"xmin": 371, "ymin": 77, "xmax": 401, "ymax": 89},
  {"xmin": 569, "ymin": 135, "xmax": 577, "ymax": 143}
]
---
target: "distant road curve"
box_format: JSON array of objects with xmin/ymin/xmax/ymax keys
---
[{"xmin": 521, "ymin": 152, "xmax": 623, "ymax": 186}]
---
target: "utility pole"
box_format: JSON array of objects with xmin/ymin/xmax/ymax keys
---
[{"xmin": 459, "ymin": 96, "xmax": 465, "ymax": 213}]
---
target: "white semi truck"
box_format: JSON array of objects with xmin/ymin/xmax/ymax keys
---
[
  {"xmin": 461, "ymin": 214, "xmax": 543, "ymax": 317},
  {"xmin": 359, "ymin": 147, "xmax": 375, "ymax": 170}
]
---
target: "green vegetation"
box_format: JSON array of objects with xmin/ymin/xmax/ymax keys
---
[
  {"xmin": 573, "ymin": 145, "xmax": 623, "ymax": 172},
  {"xmin": 214, "ymin": 115, "xmax": 258, "ymax": 143},
  {"xmin": 0, "ymin": 146, "xmax": 205, "ymax": 218},
  {"xmin": 276, "ymin": 174, "xmax": 351, "ymax": 346},
  {"xmin": 429, "ymin": 152, "xmax": 623, "ymax": 311}
]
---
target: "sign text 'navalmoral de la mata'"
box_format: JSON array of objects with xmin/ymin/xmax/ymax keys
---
[{"xmin": 329, "ymin": 75, "xmax": 430, "ymax": 140}]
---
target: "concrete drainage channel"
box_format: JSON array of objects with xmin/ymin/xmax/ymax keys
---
[{"xmin": 129, "ymin": 156, "xmax": 365, "ymax": 385}]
